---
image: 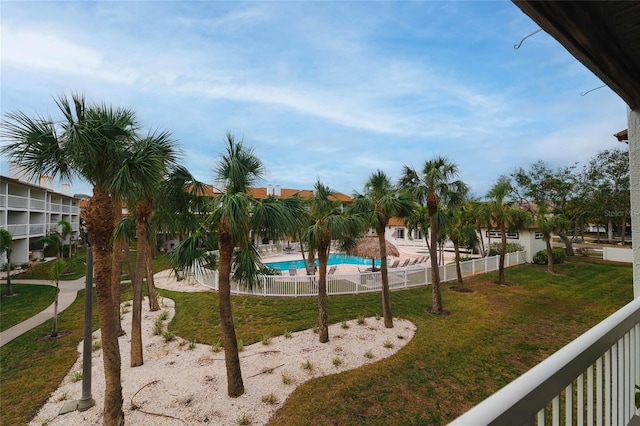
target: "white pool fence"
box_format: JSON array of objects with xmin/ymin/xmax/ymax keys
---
[{"xmin": 192, "ymin": 251, "xmax": 527, "ymax": 297}]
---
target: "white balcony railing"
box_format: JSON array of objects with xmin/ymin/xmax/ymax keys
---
[
  {"xmin": 30, "ymin": 199, "xmax": 46, "ymax": 210},
  {"xmin": 7, "ymin": 195, "xmax": 28, "ymax": 209},
  {"xmin": 5, "ymin": 224, "xmax": 28, "ymax": 236},
  {"xmin": 449, "ymin": 297, "xmax": 640, "ymax": 426}
]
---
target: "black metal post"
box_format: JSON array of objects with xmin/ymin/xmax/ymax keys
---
[{"xmin": 78, "ymin": 237, "xmax": 95, "ymax": 411}]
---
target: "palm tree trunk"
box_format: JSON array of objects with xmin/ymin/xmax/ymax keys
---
[
  {"xmin": 130, "ymin": 208, "xmax": 146, "ymax": 367},
  {"xmin": 123, "ymin": 239, "xmax": 137, "ymax": 285},
  {"xmin": 218, "ymin": 228, "xmax": 244, "ymax": 397},
  {"xmin": 51, "ymin": 282, "xmax": 59, "ymax": 337},
  {"xmin": 377, "ymin": 231, "xmax": 393, "ymax": 328},
  {"xmin": 429, "ymin": 214, "xmax": 444, "ymax": 314},
  {"xmin": 145, "ymin": 241, "xmax": 160, "ymax": 311},
  {"xmin": 317, "ymin": 244, "xmax": 330, "ymax": 343},
  {"xmin": 498, "ymin": 221, "xmax": 507, "ymax": 285},
  {"xmin": 111, "ymin": 202, "xmax": 125, "ymax": 336},
  {"xmin": 86, "ymin": 189, "xmax": 124, "ymax": 426},
  {"xmin": 454, "ymin": 241, "xmax": 463, "ymax": 287}
]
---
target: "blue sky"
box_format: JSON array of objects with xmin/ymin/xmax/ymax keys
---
[{"xmin": 0, "ymin": 1, "xmax": 627, "ymax": 198}]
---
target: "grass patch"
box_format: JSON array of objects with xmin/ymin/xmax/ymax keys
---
[
  {"xmin": 12, "ymin": 251, "xmax": 87, "ymax": 281},
  {"xmin": 0, "ymin": 289, "xmax": 98, "ymax": 426},
  {"xmin": 0, "ymin": 284, "xmax": 57, "ymax": 332},
  {"xmin": 2, "ymin": 257, "xmax": 633, "ymax": 426}
]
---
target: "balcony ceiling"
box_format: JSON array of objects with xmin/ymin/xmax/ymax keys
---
[{"xmin": 513, "ymin": 1, "xmax": 640, "ymax": 110}]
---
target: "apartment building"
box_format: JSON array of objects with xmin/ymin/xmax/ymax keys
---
[{"xmin": 0, "ymin": 175, "xmax": 81, "ymax": 264}]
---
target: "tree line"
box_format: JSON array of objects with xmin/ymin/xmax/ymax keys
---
[{"xmin": 1, "ymin": 94, "xmax": 630, "ymax": 425}]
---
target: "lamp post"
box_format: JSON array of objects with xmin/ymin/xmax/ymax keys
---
[
  {"xmin": 61, "ymin": 229, "xmax": 95, "ymax": 415},
  {"xmin": 78, "ymin": 231, "xmax": 95, "ymax": 411}
]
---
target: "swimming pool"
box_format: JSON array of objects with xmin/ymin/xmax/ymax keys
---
[{"xmin": 264, "ymin": 254, "xmax": 382, "ymax": 270}]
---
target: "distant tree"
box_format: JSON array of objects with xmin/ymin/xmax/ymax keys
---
[
  {"xmin": 117, "ymin": 130, "xmax": 180, "ymax": 368},
  {"xmin": 57, "ymin": 219, "xmax": 72, "ymax": 258},
  {"xmin": 38, "ymin": 233, "xmax": 63, "ymax": 260},
  {"xmin": 583, "ymin": 148, "xmax": 630, "ymax": 243},
  {"xmin": 350, "ymin": 170, "xmax": 414, "ymax": 328},
  {"xmin": 485, "ymin": 177, "xmax": 530, "ymax": 285},
  {"xmin": 304, "ymin": 181, "xmax": 364, "ymax": 341},
  {"xmin": 511, "ymin": 161, "xmax": 577, "ymax": 255},
  {"xmin": 399, "ymin": 156, "xmax": 466, "ymax": 315},
  {"xmin": 534, "ymin": 204, "xmax": 570, "ymax": 273},
  {"xmin": 404, "ymin": 205, "xmax": 431, "ymax": 252},
  {"xmin": 171, "ymin": 134, "xmax": 294, "ymax": 397},
  {"xmin": 443, "ymin": 196, "xmax": 479, "ymax": 289},
  {"xmin": 0, "ymin": 229, "xmax": 14, "ymax": 297}
]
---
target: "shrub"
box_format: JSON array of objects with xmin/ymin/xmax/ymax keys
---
[
  {"xmin": 575, "ymin": 246, "xmax": 594, "ymax": 257},
  {"xmin": 489, "ymin": 242, "xmax": 525, "ymax": 255},
  {"xmin": 533, "ymin": 248, "xmax": 566, "ymax": 265},
  {"xmin": 261, "ymin": 393, "xmax": 278, "ymax": 405}
]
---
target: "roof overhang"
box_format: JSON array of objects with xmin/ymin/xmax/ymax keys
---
[{"xmin": 513, "ymin": 1, "xmax": 640, "ymax": 110}]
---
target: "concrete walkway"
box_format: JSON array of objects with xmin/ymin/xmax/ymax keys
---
[{"xmin": 0, "ymin": 277, "xmax": 87, "ymax": 347}]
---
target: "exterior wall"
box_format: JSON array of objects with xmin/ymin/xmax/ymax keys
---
[
  {"xmin": 479, "ymin": 228, "xmax": 546, "ymax": 263},
  {"xmin": 602, "ymin": 246, "xmax": 633, "ymax": 263},
  {"xmin": 628, "ymin": 108, "xmax": 640, "ymax": 298},
  {"xmin": 384, "ymin": 225, "xmax": 427, "ymax": 247},
  {"xmin": 0, "ymin": 176, "xmax": 81, "ymax": 264}
]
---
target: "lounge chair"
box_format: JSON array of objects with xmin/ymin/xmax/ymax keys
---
[
  {"xmin": 328, "ymin": 265, "xmax": 337, "ymax": 275},
  {"xmin": 400, "ymin": 259, "xmax": 410, "ymax": 268},
  {"xmin": 389, "ymin": 260, "xmax": 400, "ymax": 268}
]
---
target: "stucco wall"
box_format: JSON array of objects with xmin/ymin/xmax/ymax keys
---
[{"xmin": 602, "ymin": 246, "xmax": 634, "ymax": 263}]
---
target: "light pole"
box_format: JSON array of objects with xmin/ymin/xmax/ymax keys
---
[
  {"xmin": 60, "ymin": 229, "xmax": 95, "ymax": 415},
  {"xmin": 78, "ymin": 231, "xmax": 95, "ymax": 411}
]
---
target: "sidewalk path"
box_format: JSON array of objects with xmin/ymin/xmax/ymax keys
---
[{"xmin": 0, "ymin": 277, "xmax": 87, "ymax": 347}]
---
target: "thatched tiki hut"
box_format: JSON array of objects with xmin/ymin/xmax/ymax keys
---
[{"xmin": 349, "ymin": 235, "xmax": 400, "ymax": 271}]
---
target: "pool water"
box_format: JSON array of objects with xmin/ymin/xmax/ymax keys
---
[{"xmin": 264, "ymin": 254, "xmax": 382, "ymax": 270}]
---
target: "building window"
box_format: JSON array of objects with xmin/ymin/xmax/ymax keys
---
[
  {"xmin": 392, "ymin": 228, "xmax": 405, "ymax": 239},
  {"xmin": 413, "ymin": 229, "xmax": 422, "ymax": 240},
  {"xmin": 486, "ymin": 231, "xmax": 519, "ymax": 239},
  {"xmin": 535, "ymin": 232, "xmax": 544, "ymax": 239}
]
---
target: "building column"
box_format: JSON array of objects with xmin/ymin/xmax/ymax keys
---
[{"xmin": 628, "ymin": 108, "xmax": 640, "ymax": 298}]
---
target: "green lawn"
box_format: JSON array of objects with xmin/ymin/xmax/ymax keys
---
[
  {"xmin": 0, "ymin": 290, "xmax": 99, "ymax": 426},
  {"xmin": 0, "ymin": 284, "xmax": 57, "ymax": 332},
  {"xmin": 0, "ymin": 257, "xmax": 633, "ymax": 425}
]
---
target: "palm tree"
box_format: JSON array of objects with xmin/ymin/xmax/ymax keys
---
[
  {"xmin": 404, "ymin": 205, "xmax": 431, "ymax": 250},
  {"xmin": 171, "ymin": 134, "xmax": 294, "ymax": 397},
  {"xmin": 38, "ymin": 233, "xmax": 62, "ymax": 259},
  {"xmin": 486, "ymin": 177, "xmax": 531, "ymax": 285},
  {"xmin": 49, "ymin": 259, "xmax": 66, "ymax": 337},
  {"xmin": 399, "ymin": 156, "xmax": 466, "ymax": 315},
  {"xmin": 2, "ymin": 93, "xmax": 138, "ymax": 425},
  {"xmin": 443, "ymin": 198, "xmax": 479, "ymax": 289},
  {"xmin": 112, "ymin": 198, "xmax": 128, "ymax": 336},
  {"xmin": 0, "ymin": 229, "xmax": 14, "ymax": 297},
  {"xmin": 534, "ymin": 204, "xmax": 569, "ymax": 274},
  {"xmin": 302, "ymin": 181, "xmax": 364, "ymax": 342},
  {"xmin": 57, "ymin": 219, "xmax": 72, "ymax": 258},
  {"xmin": 350, "ymin": 170, "xmax": 414, "ymax": 328},
  {"xmin": 116, "ymin": 130, "xmax": 180, "ymax": 368}
]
